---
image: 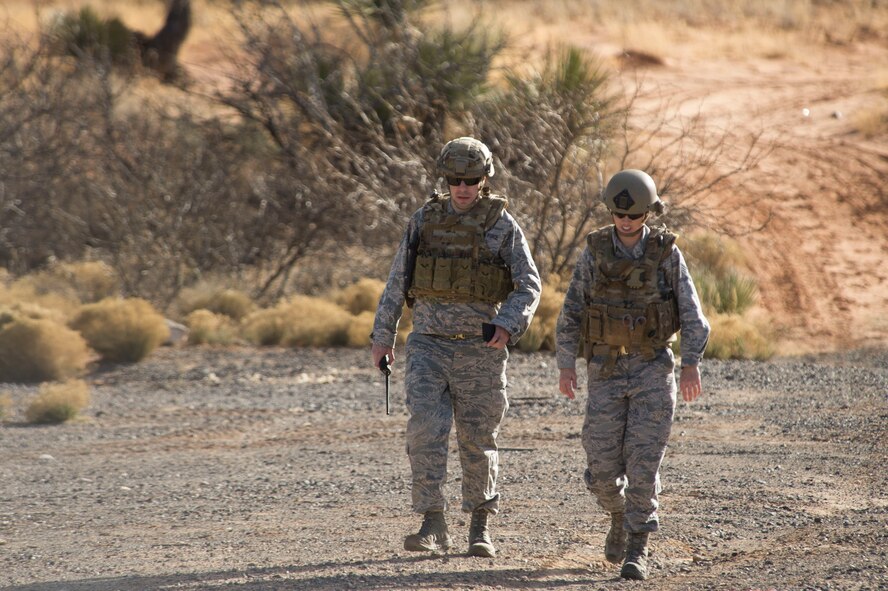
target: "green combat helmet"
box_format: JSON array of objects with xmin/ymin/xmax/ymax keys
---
[
  {"xmin": 603, "ymin": 169, "xmax": 664, "ymax": 215},
  {"xmin": 437, "ymin": 137, "xmax": 495, "ymax": 179}
]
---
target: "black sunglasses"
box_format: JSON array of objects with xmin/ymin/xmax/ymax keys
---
[
  {"xmin": 612, "ymin": 211, "xmax": 645, "ymax": 220},
  {"xmin": 446, "ymin": 176, "xmax": 483, "ymax": 186}
]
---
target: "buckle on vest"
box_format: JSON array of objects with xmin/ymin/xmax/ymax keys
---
[
  {"xmin": 622, "ymin": 314, "xmax": 647, "ymax": 331},
  {"xmin": 445, "ymin": 333, "xmax": 468, "ymax": 340}
]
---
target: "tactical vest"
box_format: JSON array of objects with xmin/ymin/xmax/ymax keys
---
[
  {"xmin": 582, "ymin": 225, "xmax": 681, "ymax": 375},
  {"xmin": 407, "ymin": 194, "xmax": 513, "ymax": 305}
]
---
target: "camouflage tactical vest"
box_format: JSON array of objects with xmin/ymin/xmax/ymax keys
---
[
  {"xmin": 407, "ymin": 194, "xmax": 513, "ymax": 305},
  {"xmin": 582, "ymin": 225, "xmax": 681, "ymax": 371}
]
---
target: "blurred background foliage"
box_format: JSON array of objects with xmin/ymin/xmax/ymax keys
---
[{"xmin": 0, "ymin": 0, "xmax": 790, "ymax": 363}]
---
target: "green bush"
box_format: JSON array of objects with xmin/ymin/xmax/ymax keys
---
[
  {"xmin": 49, "ymin": 7, "xmax": 137, "ymax": 65},
  {"xmin": 0, "ymin": 317, "xmax": 91, "ymax": 383},
  {"xmin": 25, "ymin": 379, "xmax": 90, "ymax": 424},
  {"xmin": 69, "ymin": 298, "xmax": 169, "ymax": 363},
  {"xmin": 694, "ymin": 269, "xmax": 759, "ymax": 315}
]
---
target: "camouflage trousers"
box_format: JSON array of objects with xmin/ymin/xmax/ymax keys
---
[
  {"xmin": 582, "ymin": 348, "xmax": 677, "ymax": 533},
  {"xmin": 404, "ymin": 332, "xmax": 509, "ymax": 515}
]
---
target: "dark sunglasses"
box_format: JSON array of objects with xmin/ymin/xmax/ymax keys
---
[
  {"xmin": 612, "ymin": 211, "xmax": 645, "ymax": 220},
  {"xmin": 446, "ymin": 176, "xmax": 483, "ymax": 186}
]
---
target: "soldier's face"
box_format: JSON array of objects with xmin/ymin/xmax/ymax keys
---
[
  {"xmin": 613, "ymin": 211, "xmax": 647, "ymax": 238},
  {"xmin": 449, "ymin": 178, "xmax": 484, "ymax": 212}
]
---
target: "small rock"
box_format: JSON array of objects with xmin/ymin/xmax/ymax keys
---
[
  {"xmin": 38, "ymin": 454, "xmax": 55, "ymax": 461},
  {"xmin": 163, "ymin": 319, "xmax": 189, "ymax": 346}
]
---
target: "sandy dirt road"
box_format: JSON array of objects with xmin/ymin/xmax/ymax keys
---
[{"xmin": 0, "ymin": 346, "xmax": 885, "ymax": 591}]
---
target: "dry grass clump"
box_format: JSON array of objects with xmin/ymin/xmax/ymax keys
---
[
  {"xmin": 347, "ymin": 310, "xmax": 375, "ymax": 347},
  {"xmin": 177, "ymin": 283, "xmax": 255, "ymax": 321},
  {"xmin": 0, "ymin": 303, "xmax": 68, "ymax": 328},
  {"xmin": 51, "ymin": 261, "xmax": 120, "ymax": 303},
  {"xmin": 682, "ymin": 233, "xmax": 759, "ymax": 315},
  {"xmin": 0, "ymin": 317, "xmax": 91, "ymax": 383},
  {"xmin": 69, "ymin": 298, "xmax": 169, "ymax": 363},
  {"xmin": 3, "ymin": 262, "xmax": 119, "ymax": 313},
  {"xmin": 2, "ymin": 280, "xmax": 81, "ymax": 321},
  {"xmin": 25, "ymin": 379, "xmax": 91, "ymax": 425},
  {"xmin": 0, "ymin": 392, "xmax": 12, "ymax": 420},
  {"xmin": 243, "ymin": 295, "xmax": 352, "ymax": 347},
  {"xmin": 852, "ymin": 100, "xmax": 888, "ymax": 139},
  {"xmin": 185, "ymin": 310, "xmax": 240, "ymax": 346},
  {"xmin": 706, "ymin": 313, "xmax": 776, "ymax": 361},
  {"xmin": 518, "ymin": 283, "xmax": 565, "ymax": 352},
  {"xmin": 679, "ymin": 232, "xmax": 772, "ymax": 359},
  {"xmin": 334, "ymin": 278, "xmax": 386, "ymax": 315}
]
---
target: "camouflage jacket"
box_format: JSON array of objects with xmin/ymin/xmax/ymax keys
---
[
  {"xmin": 556, "ymin": 225, "xmax": 710, "ymax": 369},
  {"xmin": 372, "ymin": 196, "xmax": 542, "ymax": 348}
]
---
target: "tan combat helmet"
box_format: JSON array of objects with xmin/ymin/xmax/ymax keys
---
[
  {"xmin": 437, "ymin": 137, "xmax": 495, "ymax": 179},
  {"xmin": 603, "ymin": 169, "xmax": 662, "ymax": 215}
]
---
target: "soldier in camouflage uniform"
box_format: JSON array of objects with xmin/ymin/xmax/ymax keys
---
[
  {"xmin": 555, "ymin": 169, "xmax": 710, "ymax": 580},
  {"xmin": 372, "ymin": 137, "xmax": 541, "ymax": 557}
]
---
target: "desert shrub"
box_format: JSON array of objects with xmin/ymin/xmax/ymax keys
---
[
  {"xmin": 0, "ymin": 317, "xmax": 91, "ymax": 383},
  {"xmin": 8, "ymin": 262, "xmax": 119, "ymax": 308},
  {"xmin": 694, "ymin": 270, "xmax": 759, "ymax": 315},
  {"xmin": 185, "ymin": 310, "xmax": 239, "ymax": 346},
  {"xmin": 177, "ymin": 284, "xmax": 254, "ymax": 320},
  {"xmin": 681, "ymin": 233, "xmax": 751, "ymax": 278},
  {"xmin": 517, "ymin": 283, "xmax": 565, "ymax": 352},
  {"xmin": 334, "ymin": 278, "xmax": 386, "ymax": 315},
  {"xmin": 243, "ymin": 296, "xmax": 352, "ymax": 347},
  {"xmin": 0, "ymin": 392, "xmax": 11, "ymax": 420},
  {"xmin": 2, "ymin": 276, "xmax": 82, "ymax": 320},
  {"xmin": 48, "ymin": 7, "xmax": 137, "ymax": 65},
  {"xmin": 25, "ymin": 379, "xmax": 90, "ymax": 425},
  {"xmin": 49, "ymin": 261, "xmax": 119, "ymax": 303},
  {"xmin": 347, "ymin": 311, "xmax": 375, "ymax": 347},
  {"xmin": 0, "ymin": 303, "xmax": 68, "ymax": 329},
  {"xmin": 705, "ymin": 313, "xmax": 775, "ymax": 361},
  {"xmin": 69, "ymin": 298, "xmax": 169, "ymax": 363},
  {"xmin": 681, "ymin": 233, "xmax": 759, "ymax": 315},
  {"xmin": 241, "ymin": 307, "xmax": 288, "ymax": 346},
  {"xmin": 852, "ymin": 101, "xmax": 888, "ymax": 139}
]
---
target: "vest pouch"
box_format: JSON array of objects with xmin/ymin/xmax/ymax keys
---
[
  {"xmin": 654, "ymin": 300, "xmax": 680, "ymax": 341},
  {"xmin": 450, "ymin": 258, "xmax": 473, "ymax": 296},
  {"xmin": 413, "ymin": 255, "xmax": 435, "ymax": 291},
  {"xmin": 584, "ymin": 305, "xmax": 605, "ymax": 342},
  {"xmin": 431, "ymin": 258, "xmax": 454, "ymax": 291},
  {"xmin": 474, "ymin": 263, "xmax": 512, "ymax": 302},
  {"xmin": 603, "ymin": 306, "xmax": 635, "ymax": 348}
]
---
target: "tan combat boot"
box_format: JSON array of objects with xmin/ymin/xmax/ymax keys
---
[
  {"xmin": 467, "ymin": 509, "xmax": 496, "ymax": 557},
  {"xmin": 620, "ymin": 532, "xmax": 650, "ymax": 580},
  {"xmin": 604, "ymin": 512, "xmax": 627, "ymax": 564},
  {"xmin": 404, "ymin": 511, "xmax": 452, "ymax": 552}
]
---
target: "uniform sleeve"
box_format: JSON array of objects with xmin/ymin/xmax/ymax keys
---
[
  {"xmin": 667, "ymin": 246, "xmax": 710, "ymax": 366},
  {"xmin": 555, "ymin": 247, "xmax": 595, "ymax": 369},
  {"xmin": 371, "ymin": 211, "xmax": 421, "ymax": 348},
  {"xmin": 492, "ymin": 214, "xmax": 542, "ymax": 344}
]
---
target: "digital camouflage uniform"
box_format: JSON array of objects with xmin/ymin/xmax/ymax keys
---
[
  {"xmin": 373, "ymin": 194, "xmax": 541, "ymax": 515},
  {"xmin": 556, "ymin": 225, "xmax": 710, "ymax": 533}
]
